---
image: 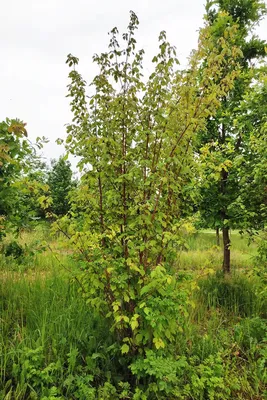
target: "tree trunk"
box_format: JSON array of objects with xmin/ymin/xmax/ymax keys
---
[
  {"xmin": 222, "ymin": 227, "xmax": 230, "ymax": 274},
  {"xmin": 216, "ymin": 227, "xmax": 220, "ymax": 246}
]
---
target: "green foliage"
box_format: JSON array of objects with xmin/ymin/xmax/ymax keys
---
[
  {"xmin": 255, "ymin": 231, "xmax": 267, "ymax": 270},
  {"xmin": 0, "ymin": 270, "xmax": 115, "ymax": 399},
  {"xmin": 1, "ymin": 6, "xmax": 267, "ymax": 399},
  {"xmin": 0, "ymin": 119, "xmax": 32, "ymax": 237},
  {"xmin": 234, "ymin": 317, "xmax": 267, "ymax": 351},
  {"xmin": 47, "ymin": 157, "xmax": 76, "ymax": 216},
  {"xmin": 1, "ymin": 229, "xmax": 266, "ymax": 398},
  {"xmin": 58, "ymin": 11, "xmax": 242, "ymax": 370},
  {"xmin": 197, "ymin": 0, "xmax": 267, "ymax": 272},
  {"xmin": 14, "ymin": 160, "xmax": 51, "ymax": 221},
  {"xmin": 0, "ymin": 119, "xmax": 49, "ymax": 236},
  {"xmin": 236, "ymin": 73, "xmax": 267, "ymax": 229},
  {"xmin": 206, "ymin": 0, "xmax": 267, "ymax": 30},
  {"xmin": 3, "ymin": 240, "xmax": 24, "ymax": 259}
]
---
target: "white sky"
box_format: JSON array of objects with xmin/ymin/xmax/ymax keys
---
[{"xmin": 1, "ymin": 0, "xmax": 266, "ymax": 167}]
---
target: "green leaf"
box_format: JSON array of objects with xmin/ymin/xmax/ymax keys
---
[
  {"xmin": 153, "ymin": 337, "xmax": 165, "ymax": 349},
  {"xmin": 121, "ymin": 344, "xmax": 130, "ymax": 354}
]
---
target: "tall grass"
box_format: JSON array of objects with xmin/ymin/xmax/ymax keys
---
[
  {"xmin": 0, "ymin": 269, "xmax": 113, "ymax": 399},
  {"xmin": 186, "ymin": 230, "xmax": 257, "ymax": 252},
  {"xmin": 195, "ymin": 271, "xmax": 265, "ymax": 317},
  {"xmin": 0, "ymin": 227, "xmax": 266, "ymax": 399},
  {"xmin": 177, "ymin": 230, "xmax": 257, "ymax": 271}
]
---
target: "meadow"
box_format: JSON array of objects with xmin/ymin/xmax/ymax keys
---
[{"xmin": 0, "ymin": 226, "xmax": 266, "ymax": 399}]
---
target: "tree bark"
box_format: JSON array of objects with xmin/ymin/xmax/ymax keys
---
[
  {"xmin": 222, "ymin": 227, "xmax": 230, "ymax": 274},
  {"xmin": 216, "ymin": 227, "xmax": 220, "ymax": 246}
]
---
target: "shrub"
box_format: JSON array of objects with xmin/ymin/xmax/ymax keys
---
[{"xmin": 3, "ymin": 240, "xmax": 24, "ymax": 259}]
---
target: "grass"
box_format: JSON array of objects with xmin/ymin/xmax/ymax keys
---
[
  {"xmin": 0, "ymin": 269, "xmax": 113, "ymax": 399},
  {"xmin": 0, "ymin": 227, "xmax": 266, "ymax": 399},
  {"xmin": 177, "ymin": 230, "xmax": 257, "ymax": 272}
]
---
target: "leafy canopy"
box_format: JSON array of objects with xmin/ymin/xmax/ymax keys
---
[
  {"xmin": 58, "ymin": 11, "xmax": 241, "ymax": 361},
  {"xmin": 0, "ymin": 119, "xmax": 32, "ymax": 236},
  {"xmin": 47, "ymin": 156, "xmax": 76, "ymax": 216}
]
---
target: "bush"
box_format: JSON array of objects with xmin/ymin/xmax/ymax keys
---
[
  {"xmin": 234, "ymin": 317, "xmax": 267, "ymax": 351},
  {"xmin": 3, "ymin": 241, "xmax": 24, "ymax": 259}
]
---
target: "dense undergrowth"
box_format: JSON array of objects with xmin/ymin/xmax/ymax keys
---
[{"xmin": 0, "ymin": 228, "xmax": 266, "ymax": 399}]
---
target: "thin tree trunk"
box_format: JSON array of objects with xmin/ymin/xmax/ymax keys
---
[
  {"xmin": 216, "ymin": 227, "xmax": 220, "ymax": 246},
  {"xmin": 222, "ymin": 227, "xmax": 230, "ymax": 274}
]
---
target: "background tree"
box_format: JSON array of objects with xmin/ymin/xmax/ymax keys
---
[
  {"xmin": 0, "ymin": 119, "xmax": 32, "ymax": 237},
  {"xmin": 197, "ymin": 0, "xmax": 267, "ymax": 273},
  {"xmin": 236, "ymin": 70, "xmax": 267, "ymax": 236},
  {"xmin": 47, "ymin": 156, "xmax": 76, "ymax": 216},
  {"xmin": 14, "ymin": 160, "xmax": 51, "ymax": 222}
]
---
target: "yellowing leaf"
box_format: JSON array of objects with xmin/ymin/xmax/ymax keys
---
[
  {"xmin": 123, "ymin": 293, "xmax": 130, "ymax": 302},
  {"xmin": 131, "ymin": 320, "xmax": 139, "ymax": 330},
  {"xmin": 153, "ymin": 337, "xmax": 165, "ymax": 349},
  {"xmin": 167, "ymin": 276, "xmax": 172, "ymax": 284},
  {"xmin": 130, "ymin": 314, "xmax": 139, "ymax": 330},
  {"xmin": 144, "ymin": 307, "xmax": 150, "ymax": 315},
  {"xmin": 121, "ymin": 344, "xmax": 130, "ymax": 354}
]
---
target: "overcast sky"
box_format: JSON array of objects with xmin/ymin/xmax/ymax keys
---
[{"xmin": 1, "ymin": 0, "xmax": 266, "ymax": 167}]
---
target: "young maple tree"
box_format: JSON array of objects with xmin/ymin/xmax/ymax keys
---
[{"xmin": 59, "ymin": 11, "xmax": 240, "ymax": 360}]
